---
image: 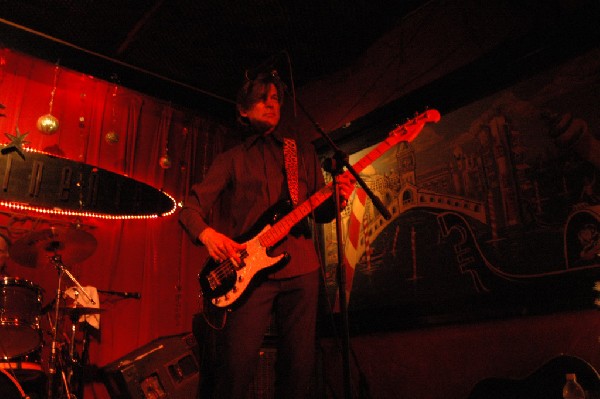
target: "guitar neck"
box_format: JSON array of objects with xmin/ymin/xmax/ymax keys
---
[
  {"xmin": 257, "ymin": 109, "xmax": 440, "ymax": 248},
  {"xmin": 257, "ymin": 185, "xmax": 331, "ymax": 247}
]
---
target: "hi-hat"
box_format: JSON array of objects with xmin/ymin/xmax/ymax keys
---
[
  {"xmin": 59, "ymin": 306, "xmax": 105, "ymax": 317},
  {"xmin": 10, "ymin": 227, "xmax": 97, "ymax": 267}
]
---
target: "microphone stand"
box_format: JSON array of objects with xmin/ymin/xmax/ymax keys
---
[
  {"xmin": 48, "ymin": 254, "xmax": 95, "ymax": 399},
  {"xmin": 272, "ymin": 71, "xmax": 390, "ymax": 399}
]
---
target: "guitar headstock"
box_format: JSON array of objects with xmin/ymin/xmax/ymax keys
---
[{"xmin": 388, "ymin": 108, "xmax": 441, "ymax": 143}]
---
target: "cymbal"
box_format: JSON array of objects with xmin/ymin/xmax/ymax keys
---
[{"xmin": 10, "ymin": 227, "xmax": 97, "ymax": 267}]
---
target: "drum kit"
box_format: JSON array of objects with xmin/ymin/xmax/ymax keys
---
[{"xmin": 0, "ymin": 226, "xmax": 107, "ymax": 399}]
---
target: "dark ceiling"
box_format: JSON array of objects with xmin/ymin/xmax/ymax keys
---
[{"xmin": 0, "ymin": 0, "xmax": 430, "ymax": 120}]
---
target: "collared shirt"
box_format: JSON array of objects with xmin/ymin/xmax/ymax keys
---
[{"xmin": 179, "ymin": 127, "xmax": 336, "ymax": 279}]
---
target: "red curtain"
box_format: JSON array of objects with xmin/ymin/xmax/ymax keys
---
[{"xmin": 0, "ymin": 48, "xmax": 226, "ymax": 396}]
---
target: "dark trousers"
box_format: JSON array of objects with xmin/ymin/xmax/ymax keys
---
[{"xmin": 195, "ymin": 269, "xmax": 319, "ymax": 399}]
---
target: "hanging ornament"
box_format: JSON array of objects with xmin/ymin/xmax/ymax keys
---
[
  {"xmin": 1, "ymin": 52, "xmax": 7, "ymax": 116},
  {"xmin": 158, "ymin": 105, "xmax": 173, "ymax": 169},
  {"xmin": 104, "ymin": 130, "xmax": 119, "ymax": 144},
  {"xmin": 79, "ymin": 76, "xmax": 87, "ymax": 129},
  {"xmin": 37, "ymin": 62, "xmax": 60, "ymax": 135},
  {"xmin": 104, "ymin": 76, "xmax": 120, "ymax": 144},
  {"xmin": 180, "ymin": 126, "xmax": 189, "ymax": 172},
  {"xmin": 159, "ymin": 154, "xmax": 171, "ymax": 169},
  {"xmin": 36, "ymin": 114, "xmax": 59, "ymax": 134}
]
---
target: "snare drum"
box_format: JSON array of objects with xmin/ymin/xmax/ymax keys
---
[
  {"xmin": 0, "ymin": 368, "xmax": 27, "ymax": 399},
  {"xmin": 0, "ymin": 277, "xmax": 43, "ymax": 358}
]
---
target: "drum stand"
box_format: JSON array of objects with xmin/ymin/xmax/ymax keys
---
[{"xmin": 47, "ymin": 254, "xmax": 96, "ymax": 399}]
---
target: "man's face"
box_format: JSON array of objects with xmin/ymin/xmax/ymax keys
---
[{"xmin": 239, "ymin": 83, "xmax": 281, "ymax": 134}]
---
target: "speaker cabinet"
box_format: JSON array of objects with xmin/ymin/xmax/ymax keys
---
[
  {"xmin": 248, "ymin": 345, "xmax": 277, "ymax": 399},
  {"xmin": 247, "ymin": 340, "xmax": 322, "ymax": 399},
  {"xmin": 102, "ymin": 333, "xmax": 199, "ymax": 399}
]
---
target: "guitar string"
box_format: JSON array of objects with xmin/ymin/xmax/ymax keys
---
[
  {"xmin": 209, "ymin": 249, "xmax": 249, "ymax": 281},
  {"xmin": 207, "ymin": 182, "xmax": 333, "ymax": 287}
]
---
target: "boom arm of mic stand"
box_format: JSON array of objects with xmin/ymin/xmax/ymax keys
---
[
  {"xmin": 98, "ymin": 289, "xmax": 141, "ymax": 299},
  {"xmin": 50, "ymin": 255, "xmax": 96, "ymax": 305}
]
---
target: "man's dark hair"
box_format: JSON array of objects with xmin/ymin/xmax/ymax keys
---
[{"xmin": 236, "ymin": 72, "xmax": 284, "ymax": 126}]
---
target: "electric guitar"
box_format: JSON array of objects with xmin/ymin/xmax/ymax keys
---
[{"xmin": 199, "ymin": 109, "xmax": 441, "ymax": 308}]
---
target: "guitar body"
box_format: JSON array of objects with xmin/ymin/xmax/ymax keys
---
[{"xmin": 198, "ymin": 201, "xmax": 292, "ymax": 308}]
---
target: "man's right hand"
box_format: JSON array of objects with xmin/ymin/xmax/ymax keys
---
[{"xmin": 198, "ymin": 227, "xmax": 246, "ymax": 264}]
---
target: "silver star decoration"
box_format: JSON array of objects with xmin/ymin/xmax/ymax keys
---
[{"xmin": 2, "ymin": 126, "xmax": 30, "ymax": 160}]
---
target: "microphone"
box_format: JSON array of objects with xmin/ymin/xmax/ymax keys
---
[
  {"xmin": 121, "ymin": 292, "xmax": 142, "ymax": 299},
  {"xmin": 98, "ymin": 289, "xmax": 141, "ymax": 299}
]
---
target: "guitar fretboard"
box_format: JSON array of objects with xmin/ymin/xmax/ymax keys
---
[{"xmin": 257, "ymin": 109, "xmax": 440, "ymax": 248}]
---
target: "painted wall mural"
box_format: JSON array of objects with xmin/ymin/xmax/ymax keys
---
[{"xmin": 322, "ymin": 48, "xmax": 600, "ymax": 325}]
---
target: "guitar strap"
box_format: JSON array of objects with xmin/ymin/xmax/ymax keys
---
[{"xmin": 283, "ymin": 137, "xmax": 299, "ymax": 207}]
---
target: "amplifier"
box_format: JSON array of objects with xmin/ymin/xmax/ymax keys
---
[
  {"xmin": 248, "ymin": 339, "xmax": 322, "ymax": 399},
  {"xmin": 102, "ymin": 333, "xmax": 199, "ymax": 399},
  {"xmin": 248, "ymin": 345, "xmax": 277, "ymax": 399}
]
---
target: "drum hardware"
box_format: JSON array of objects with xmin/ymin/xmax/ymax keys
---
[
  {"xmin": 0, "ymin": 367, "xmax": 29, "ymax": 399},
  {"xmin": 2, "ymin": 284, "xmax": 110, "ymax": 399},
  {"xmin": 49, "ymin": 256, "xmax": 97, "ymax": 307},
  {"xmin": 0, "ymin": 277, "xmax": 43, "ymax": 359},
  {"xmin": 46, "ymin": 255, "xmax": 97, "ymax": 399},
  {"xmin": 0, "ymin": 349, "xmax": 44, "ymax": 382},
  {"xmin": 4, "ymin": 226, "xmax": 107, "ymax": 398},
  {"xmin": 0, "ymin": 277, "xmax": 45, "ymax": 398},
  {"xmin": 9, "ymin": 226, "xmax": 97, "ymax": 268},
  {"xmin": 44, "ymin": 311, "xmax": 100, "ymax": 399}
]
